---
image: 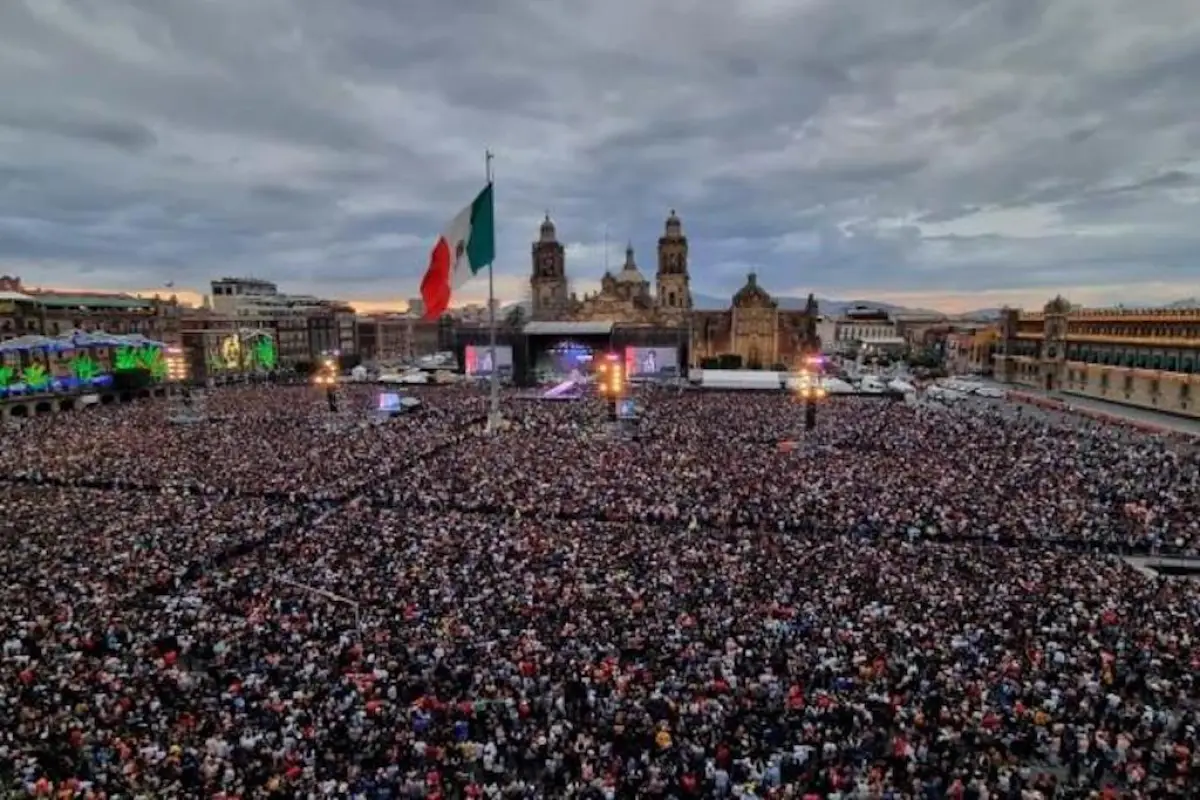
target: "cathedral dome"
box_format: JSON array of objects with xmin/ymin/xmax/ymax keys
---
[
  {"xmin": 732, "ymin": 272, "xmax": 775, "ymax": 308},
  {"xmin": 664, "ymin": 208, "xmax": 683, "ymax": 237},
  {"xmin": 616, "ymin": 244, "xmax": 647, "ymax": 285},
  {"xmin": 539, "ymin": 213, "xmax": 557, "ymax": 242}
]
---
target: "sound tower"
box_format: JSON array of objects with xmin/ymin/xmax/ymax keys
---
[
  {"xmin": 804, "ymin": 399, "xmax": 817, "ymax": 431},
  {"xmin": 326, "ymin": 388, "xmax": 339, "ymax": 414}
]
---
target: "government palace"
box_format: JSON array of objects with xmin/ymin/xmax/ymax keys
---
[{"xmin": 529, "ymin": 210, "xmax": 819, "ymax": 369}]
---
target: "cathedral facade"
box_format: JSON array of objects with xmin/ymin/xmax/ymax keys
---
[
  {"xmin": 530, "ymin": 210, "xmax": 691, "ymax": 325},
  {"xmin": 528, "ymin": 210, "xmax": 819, "ymax": 368}
]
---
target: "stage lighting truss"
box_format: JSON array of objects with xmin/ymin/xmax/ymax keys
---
[
  {"xmin": 596, "ymin": 353, "xmax": 626, "ymax": 397},
  {"xmin": 312, "ymin": 356, "xmax": 339, "ymax": 387},
  {"xmin": 794, "ymin": 367, "xmax": 826, "ymax": 401}
]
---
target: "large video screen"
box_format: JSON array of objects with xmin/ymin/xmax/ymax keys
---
[
  {"xmin": 535, "ymin": 339, "xmax": 594, "ymax": 381},
  {"xmin": 464, "ymin": 345, "xmax": 513, "ymax": 377},
  {"xmin": 625, "ymin": 346, "xmax": 679, "ymax": 378}
]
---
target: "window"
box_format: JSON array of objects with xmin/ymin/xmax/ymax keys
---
[{"xmin": 1124, "ymin": 375, "xmax": 1134, "ymax": 393}]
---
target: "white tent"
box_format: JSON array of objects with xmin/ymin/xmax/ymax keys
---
[
  {"xmin": 821, "ymin": 377, "xmax": 856, "ymax": 394},
  {"xmin": 698, "ymin": 370, "xmax": 785, "ymax": 390}
]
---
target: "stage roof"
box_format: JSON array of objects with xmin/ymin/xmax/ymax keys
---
[{"xmin": 523, "ymin": 321, "xmax": 614, "ymax": 336}]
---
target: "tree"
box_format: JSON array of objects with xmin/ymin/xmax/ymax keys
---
[
  {"xmin": 504, "ymin": 304, "xmax": 527, "ymax": 331},
  {"xmin": 906, "ymin": 347, "xmax": 944, "ymax": 369}
]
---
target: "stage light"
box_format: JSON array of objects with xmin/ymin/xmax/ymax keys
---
[{"xmin": 596, "ymin": 357, "xmax": 625, "ymax": 397}]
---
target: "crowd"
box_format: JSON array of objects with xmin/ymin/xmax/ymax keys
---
[
  {"xmin": 0, "ymin": 386, "xmax": 1198, "ymax": 798},
  {"xmin": 0, "ymin": 386, "xmax": 489, "ymax": 499},
  {"xmin": 387, "ymin": 394, "xmax": 1200, "ymax": 554}
]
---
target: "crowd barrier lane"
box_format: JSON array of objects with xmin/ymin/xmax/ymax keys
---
[
  {"xmin": 1008, "ymin": 391, "xmax": 1066, "ymax": 412},
  {"xmin": 1008, "ymin": 390, "xmax": 1199, "ymax": 440}
]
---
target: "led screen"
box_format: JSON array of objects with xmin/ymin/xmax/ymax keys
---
[
  {"xmin": 624, "ymin": 346, "xmax": 679, "ymax": 378},
  {"xmin": 465, "ymin": 345, "xmax": 513, "ymax": 377}
]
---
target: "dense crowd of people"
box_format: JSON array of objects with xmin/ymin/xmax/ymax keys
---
[
  {"xmin": 0, "ymin": 387, "xmax": 489, "ymax": 499},
  {"xmin": 389, "ymin": 394, "xmax": 1200, "ymax": 554},
  {"xmin": 1, "ymin": 385, "xmax": 1198, "ymax": 797}
]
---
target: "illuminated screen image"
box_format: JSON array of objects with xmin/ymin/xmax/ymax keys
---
[
  {"xmin": 535, "ymin": 340, "xmax": 593, "ymax": 380},
  {"xmin": 617, "ymin": 398, "xmax": 639, "ymax": 419},
  {"xmin": 378, "ymin": 392, "xmax": 402, "ymax": 412},
  {"xmin": 213, "ymin": 333, "xmax": 278, "ymax": 372},
  {"xmin": 624, "ymin": 346, "xmax": 679, "ymax": 378},
  {"xmin": 464, "ymin": 345, "xmax": 513, "ymax": 377}
]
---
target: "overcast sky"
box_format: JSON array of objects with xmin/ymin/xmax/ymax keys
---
[{"xmin": 1, "ymin": 0, "xmax": 1199, "ymax": 312}]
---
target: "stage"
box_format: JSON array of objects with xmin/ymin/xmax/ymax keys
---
[{"xmin": 453, "ymin": 320, "xmax": 686, "ymax": 387}]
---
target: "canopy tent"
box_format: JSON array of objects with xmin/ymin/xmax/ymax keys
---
[
  {"xmin": 115, "ymin": 333, "xmax": 167, "ymax": 348},
  {"xmin": 1, "ymin": 330, "xmax": 168, "ymax": 351},
  {"xmin": 56, "ymin": 329, "xmax": 124, "ymax": 348},
  {"xmin": 0, "ymin": 335, "xmax": 66, "ymax": 353},
  {"xmin": 698, "ymin": 370, "xmax": 785, "ymax": 390}
]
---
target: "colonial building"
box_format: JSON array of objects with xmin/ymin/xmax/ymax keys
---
[
  {"xmin": 356, "ymin": 312, "xmax": 427, "ymax": 363},
  {"xmin": 529, "ymin": 210, "xmax": 818, "ymax": 367},
  {"xmin": 690, "ymin": 275, "xmax": 819, "ymax": 369},
  {"xmin": 994, "ymin": 297, "xmax": 1200, "ymax": 417},
  {"xmin": 945, "ymin": 326, "xmax": 999, "ymax": 374},
  {"xmin": 205, "ymin": 277, "xmax": 358, "ymax": 361},
  {"xmin": 0, "ymin": 275, "xmax": 183, "ymax": 344},
  {"xmin": 531, "ymin": 210, "xmax": 692, "ymax": 325},
  {"xmin": 823, "ymin": 306, "xmax": 906, "ymax": 354}
]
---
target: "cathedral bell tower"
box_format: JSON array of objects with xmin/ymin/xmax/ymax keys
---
[
  {"xmin": 530, "ymin": 213, "xmax": 568, "ymax": 320},
  {"xmin": 656, "ymin": 209, "xmax": 691, "ymax": 322}
]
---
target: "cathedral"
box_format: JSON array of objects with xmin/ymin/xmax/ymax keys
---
[
  {"xmin": 528, "ymin": 210, "xmax": 820, "ymax": 368},
  {"xmin": 530, "ymin": 209, "xmax": 691, "ymax": 325}
]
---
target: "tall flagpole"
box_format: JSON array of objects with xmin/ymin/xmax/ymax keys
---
[{"xmin": 485, "ymin": 150, "xmax": 501, "ymax": 434}]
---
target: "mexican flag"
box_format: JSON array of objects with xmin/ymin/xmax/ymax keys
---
[{"xmin": 419, "ymin": 184, "xmax": 495, "ymax": 320}]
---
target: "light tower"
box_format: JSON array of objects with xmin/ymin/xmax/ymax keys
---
[
  {"xmin": 596, "ymin": 352, "xmax": 627, "ymax": 420},
  {"xmin": 794, "ymin": 355, "xmax": 826, "ymax": 431}
]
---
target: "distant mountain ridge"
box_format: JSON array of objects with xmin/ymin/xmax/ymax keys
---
[
  {"xmin": 690, "ymin": 293, "xmax": 941, "ymax": 316},
  {"xmin": 500, "ymin": 297, "xmax": 1197, "ymax": 320},
  {"xmin": 959, "ymin": 298, "xmax": 1198, "ymax": 319},
  {"xmin": 502, "ymin": 295, "xmax": 944, "ymax": 317}
]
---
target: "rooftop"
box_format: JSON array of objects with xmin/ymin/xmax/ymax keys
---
[
  {"xmin": 523, "ymin": 320, "xmax": 615, "ymax": 337},
  {"xmin": 30, "ymin": 293, "xmax": 154, "ymax": 310}
]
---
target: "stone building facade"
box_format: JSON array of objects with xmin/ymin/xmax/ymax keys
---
[
  {"xmin": 994, "ymin": 297, "xmax": 1200, "ymax": 417},
  {"xmin": 528, "ymin": 211, "xmax": 818, "ymax": 367}
]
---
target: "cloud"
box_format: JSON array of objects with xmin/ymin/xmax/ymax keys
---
[{"xmin": 0, "ymin": 0, "xmax": 1198, "ymax": 310}]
